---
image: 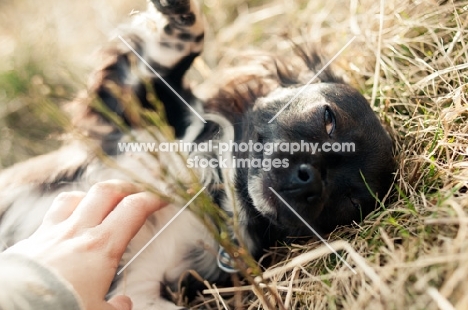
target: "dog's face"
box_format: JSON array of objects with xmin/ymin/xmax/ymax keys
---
[{"xmin": 247, "ymin": 83, "xmax": 395, "ymax": 233}]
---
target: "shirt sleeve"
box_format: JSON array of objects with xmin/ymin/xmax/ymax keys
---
[{"xmin": 0, "ymin": 253, "xmax": 84, "ymax": 310}]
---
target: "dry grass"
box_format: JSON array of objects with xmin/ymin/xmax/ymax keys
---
[{"xmin": 1, "ymin": 0, "xmax": 468, "ymax": 309}]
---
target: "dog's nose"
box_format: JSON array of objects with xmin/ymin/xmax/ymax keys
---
[
  {"xmin": 285, "ymin": 164, "xmax": 322, "ymax": 200},
  {"xmin": 296, "ymin": 164, "xmax": 314, "ymax": 184}
]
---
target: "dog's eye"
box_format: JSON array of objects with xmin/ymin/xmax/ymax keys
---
[{"xmin": 324, "ymin": 107, "xmax": 335, "ymax": 136}]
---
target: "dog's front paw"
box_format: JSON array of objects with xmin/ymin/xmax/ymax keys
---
[
  {"xmin": 152, "ymin": 0, "xmax": 197, "ymax": 27},
  {"xmin": 152, "ymin": 0, "xmax": 191, "ymax": 15}
]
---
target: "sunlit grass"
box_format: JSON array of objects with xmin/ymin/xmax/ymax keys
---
[{"xmin": 1, "ymin": 0, "xmax": 468, "ymax": 309}]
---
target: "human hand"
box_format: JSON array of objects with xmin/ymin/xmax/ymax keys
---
[{"xmin": 6, "ymin": 180, "xmax": 168, "ymax": 310}]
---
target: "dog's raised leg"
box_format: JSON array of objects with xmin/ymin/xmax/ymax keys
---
[{"xmin": 87, "ymin": 0, "xmax": 205, "ymax": 139}]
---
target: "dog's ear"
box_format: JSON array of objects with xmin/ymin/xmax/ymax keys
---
[{"xmin": 290, "ymin": 43, "xmax": 345, "ymax": 84}]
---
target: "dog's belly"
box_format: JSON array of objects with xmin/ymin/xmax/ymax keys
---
[
  {"xmin": 112, "ymin": 204, "xmax": 220, "ymax": 309},
  {"xmin": 0, "ymin": 186, "xmax": 63, "ymax": 248},
  {"xmin": 0, "ymin": 150, "xmax": 222, "ymax": 309}
]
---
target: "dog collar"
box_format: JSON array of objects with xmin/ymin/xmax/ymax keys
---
[{"xmin": 217, "ymin": 246, "xmax": 239, "ymax": 273}]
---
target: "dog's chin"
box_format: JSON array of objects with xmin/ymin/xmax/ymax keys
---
[{"xmin": 268, "ymin": 197, "xmax": 324, "ymax": 227}]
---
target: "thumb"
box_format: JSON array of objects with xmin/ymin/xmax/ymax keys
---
[{"xmin": 107, "ymin": 295, "xmax": 133, "ymax": 310}]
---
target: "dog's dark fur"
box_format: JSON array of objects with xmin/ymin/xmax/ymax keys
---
[{"xmin": 0, "ymin": 0, "xmax": 395, "ymax": 308}]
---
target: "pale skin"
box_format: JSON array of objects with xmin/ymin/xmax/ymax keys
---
[{"xmin": 5, "ymin": 180, "xmax": 168, "ymax": 310}]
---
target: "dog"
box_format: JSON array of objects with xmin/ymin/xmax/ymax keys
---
[{"xmin": 0, "ymin": 0, "xmax": 395, "ymax": 308}]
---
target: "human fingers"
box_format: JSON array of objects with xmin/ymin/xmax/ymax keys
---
[
  {"xmin": 101, "ymin": 191, "xmax": 168, "ymax": 254},
  {"xmin": 70, "ymin": 180, "xmax": 143, "ymax": 227},
  {"xmin": 42, "ymin": 191, "xmax": 86, "ymax": 226}
]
